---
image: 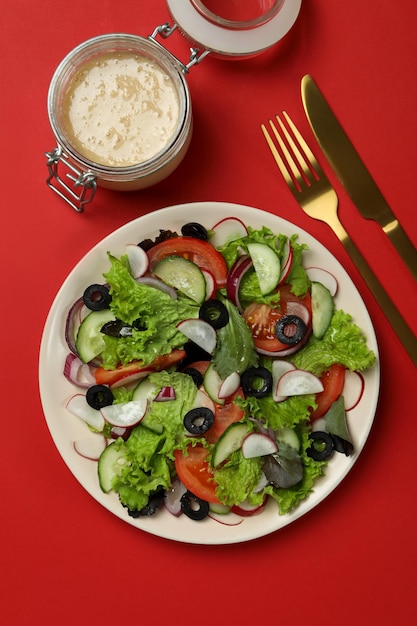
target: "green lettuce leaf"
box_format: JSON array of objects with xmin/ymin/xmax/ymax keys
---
[{"xmin": 101, "ymin": 254, "xmax": 199, "ymax": 368}]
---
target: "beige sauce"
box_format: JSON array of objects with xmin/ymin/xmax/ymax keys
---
[{"xmin": 62, "ymin": 52, "xmax": 180, "ymax": 167}]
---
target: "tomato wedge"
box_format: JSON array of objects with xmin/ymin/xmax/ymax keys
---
[
  {"xmin": 94, "ymin": 349, "xmax": 186, "ymax": 386},
  {"xmin": 147, "ymin": 236, "xmax": 228, "ymax": 287},
  {"xmin": 243, "ymin": 285, "xmax": 312, "ymax": 352},
  {"xmin": 205, "ymin": 390, "xmax": 245, "ymax": 444},
  {"xmin": 174, "ymin": 444, "xmax": 221, "ymax": 504},
  {"xmin": 309, "ymin": 363, "xmax": 346, "ymax": 421}
]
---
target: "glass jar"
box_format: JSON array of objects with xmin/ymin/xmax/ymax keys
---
[{"xmin": 46, "ymin": 0, "xmax": 302, "ymax": 211}]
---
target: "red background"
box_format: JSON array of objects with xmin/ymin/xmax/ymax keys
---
[{"xmin": 2, "ymin": 1, "xmax": 416, "ymax": 624}]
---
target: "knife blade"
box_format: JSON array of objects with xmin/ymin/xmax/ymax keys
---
[{"xmin": 301, "ymin": 74, "xmax": 417, "ymax": 282}]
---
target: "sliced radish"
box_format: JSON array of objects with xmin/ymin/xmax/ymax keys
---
[
  {"xmin": 192, "ymin": 388, "xmax": 216, "ymax": 413},
  {"xmin": 109, "ymin": 425, "xmax": 131, "ymax": 440},
  {"xmin": 285, "ymin": 300, "xmax": 311, "ymax": 326},
  {"xmin": 272, "ymin": 359, "xmax": 296, "ymax": 402},
  {"xmin": 279, "ymin": 238, "xmax": 293, "ymax": 285},
  {"xmin": 306, "ymin": 267, "xmax": 338, "ymax": 297},
  {"xmin": 73, "ymin": 435, "xmax": 107, "ymax": 460},
  {"xmin": 226, "ymin": 255, "xmax": 253, "ymax": 311},
  {"xmin": 275, "ymin": 369, "xmax": 324, "ymax": 397},
  {"xmin": 126, "ymin": 244, "xmax": 149, "ymax": 278},
  {"xmin": 155, "ymin": 386, "xmax": 176, "ymax": 402},
  {"xmin": 210, "ymin": 217, "xmax": 248, "ymax": 248},
  {"xmin": 101, "ymin": 400, "xmax": 148, "ymax": 427},
  {"xmin": 202, "ymin": 268, "xmax": 216, "ymax": 300},
  {"xmin": 177, "ymin": 318, "xmax": 217, "ymax": 354},
  {"xmin": 253, "ymin": 472, "xmax": 270, "ymax": 493},
  {"xmin": 164, "ymin": 479, "xmax": 187, "ymax": 517},
  {"xmin": 109, "ymin": 369, "xmax": 153, "ymax": 389},
  {"xmin": 66, "ymin": 394, "xmax": 105, "ymax": 431},
  {"xmin": 208, "ymin": 511, "xmax": 245, "ymax": 526},
  {"xmin": 231, "ymin": 497, "xmax": 266, "ymax": 517},
  {"xmin": 241, "ymin": 432, "xmax": 278, "ymax": 458},
  {"xmin": 135, "ymin": 275, "xmax": 177, "ymax": 299},
  {"xmin": 343, "ymin": 370, "xmax": 365, "ymax": 411},
  {"xmin": 218, "ymin": 371, "xmax": 241, "ymax": 399}
]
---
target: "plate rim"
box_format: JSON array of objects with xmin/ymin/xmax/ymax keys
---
[{"xmin": 39, "ymin": 201, "xmax": 380, "ymax": 545}]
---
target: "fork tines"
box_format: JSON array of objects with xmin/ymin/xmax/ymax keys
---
[{"xmin": 261, "ymin": 112, "xmax": 322, "ymax": 193}]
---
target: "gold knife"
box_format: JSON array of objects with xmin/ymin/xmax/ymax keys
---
[{"xmin": 301, "ymin": 74, "xmax": 417, "ymax": 282}]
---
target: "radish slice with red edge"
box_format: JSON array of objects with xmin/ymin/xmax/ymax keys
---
[
  {"xmin": 155, "ymin": 386, "xmax": 176, "ymax": 402},
  {"xmin": 272, "ymin": 359, "xmax": 296, "ymax": 402},
  {"xmin": 231, "ymin": 497, "xmax": 266, "ymax": 517},
  {"xmin": 210, "ymin": 217, "xmax": 248, "ymax": 249},
  {"xmin": 135, "ymin": 275, "xmax": 177, "ymax": 299},
  {"xmin": 100, "ymin": 400, "xmax": 148, "ymax": 427},
  {"xmin": 343, "ymin": 370, "xmax": 365, "ymax": 411},
  {"xmin": 275, "ymin": 369, "xmax": 324, "ymax": 397},
  {"xmin": 109, "ymin": 369, "xmax": 154, "ymax": 389},
  {"xmin": 278, "ymin": 238, "xmax": 293, "ymax": 285},
  {"xmin": 202, "ymin": 268, "xmax": 216, "ymax": 299},
  {"xmin": 164, "ymin": 479, "xmax": 187, "ymax": 517},
  {"xmin": 241, "ymin": 432, "xmax": 278, "ymax": 458},
  {"xmin": 73, "ymin": 435, "xmax": 107, "ymax": 460},
  {"xmin": 66, "ymin": 394, "xmax": 106, "ymax": 431},
  {"xmin": 226, "ymin": 255, "xmax": 253, "ymax": 311},
  {"xmin": 306, "ymin": 267, "xmax": 338, "ymax": 296},
  {"xmin": 126, "ymin": 244, "xmax": 149, "ymax": 278},
  {"xmin": 177, "ymin": 318, "xmax": 217, "ymax": 354},
  {"xmin": 109, "ymin": 425, "xmax": 131, "ymax": 440},
  {"xmin": 218, "ymin": 371, "xmax": 241, "ymax": 399},
  {"xmin": 208, "ymin": 511, "xmax": 244, "ymax": 526}
]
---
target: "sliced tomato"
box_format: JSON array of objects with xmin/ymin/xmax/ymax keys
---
[
  {"xmin": 205, "ymin": 390, "xmax": 245, "ymax": 444},
  {"xmin": 243, "ymin": 285, "xmax": 311, "ymax": 352},
  {"xmin": 94, "ymin": 349, "xmax": 186, "ymax": 386},
  {"xmin": 147, "ymin": 236, "xmax": 228, "ymax": 287},
  {"xmin": 309, "ymin": 363, "xmax": 346, "ymax": 422},
  {"xmin": 174, "ymin": 444, "xmax": 221, "ymax": 504}
]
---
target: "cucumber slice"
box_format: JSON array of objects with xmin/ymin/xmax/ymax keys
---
[
  {"xmin": 75, "ymin": 309, "xmax": 115, "ymax": 363},
  {"xmin": 203, "ymin": 363, "xmax": 225, "ymax": 406},
  {"xmin": 247, "ymin": 242, "xmax": 281, "ymax": 295},
  {"xmin": 153, "ymin": 255, "xmax": 206, "ymax": 304},
  {"xmin": 211, "ymin": 422, "xmax": 247, "ymax": 467},
  {"xmin": 311, "ymin": 281, "xmax": 334, "ymax": 339},
  {"xmin": 275, "ymin": 428, "xmax": 300, "ymax": 452},
  {"xmin": 131, "ymin": 378, "xmax": 164, "ymax": 434},
  {"xmin": 97, "ymin": 441, "xmax": 128, "ymax": 493}
]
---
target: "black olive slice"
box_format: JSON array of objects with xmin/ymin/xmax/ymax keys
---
[
  {"xmin": 331, "ymin": 434, "xmax": 354, "ymax": 456},
  {"xmin": 83, "ymin": 284, "xmax": 112, "ymax": 311},
  {"xmin": 86, "ymin": 384, "xmax": 114, "ymax": 409},
  {"xmin": 100, "ymin": 319, "xmax": 133, "ymax": 338},
  {"xmin": 199, "ymin": 299, "xmax": 229, "ymax": 329},
  {"xmin": 180, "ymin": 491, "xmax": 209, "ymax": 520},
  {"xmin": 306, "ymin": 431, "xmax": 334, "ymax": 461},
  {"xmin": 241, "ymin": 366, "xmax": 272, "ymax": 398},
  {"xmin": 182, "ymin": 367, "xmax": 204, "ymax": 387},
  {"xmin": 181, "ymin": 222, "xmax": 209, "ymax": 240},
  {"xmin": 183, "ymin": 407, "xmax": 215, "ymax": 435},
  {"xmin": 275, "ymin": 315, "xmax": 307, "ymax": 345}
]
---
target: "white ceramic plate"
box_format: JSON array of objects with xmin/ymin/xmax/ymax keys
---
[{"xmin": 39, "ymin": 202, "xmax": 380, "ymax": 544}]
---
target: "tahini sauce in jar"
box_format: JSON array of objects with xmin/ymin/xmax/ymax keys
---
[{"xmin": 61, "ymin": 52, "xmax": 180, "ymax": 168}]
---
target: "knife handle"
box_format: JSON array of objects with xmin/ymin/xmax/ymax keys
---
[
  {"xmin": 384, "ymin": 221, "xmax": 417, "ymax": 283},
  {"xmin": 337, "ymin": 226, "xmax": 417, "ymax": 367}
]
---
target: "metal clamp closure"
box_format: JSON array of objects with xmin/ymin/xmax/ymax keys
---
[
  {"xmin": 149, "ymin": 22, "xmax": 210, "ymax": 73},
  {"xmin": 45, "ymin": 147, "xmax": 97, "ymax": 213}
]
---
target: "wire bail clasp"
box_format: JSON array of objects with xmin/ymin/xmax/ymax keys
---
[
  {"xmin": 149, "ymin": 22, "xmax": 210, "ymax": 73},
  {"xmin": 45, "ymin": 147, "xmax": 97, "ymax": 213}
]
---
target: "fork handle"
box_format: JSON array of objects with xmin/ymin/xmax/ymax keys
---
[{"xmin": 332, "ymin": 219, "xmax": 417, "ymax": 367}]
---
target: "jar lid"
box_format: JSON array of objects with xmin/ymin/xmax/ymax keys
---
[{"xmin": 166, "ymin": 0, "xmax": 302, "ymax": 57}]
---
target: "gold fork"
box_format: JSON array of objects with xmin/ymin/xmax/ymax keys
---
[{"xmin": 261, "ymin": 112, "xmax": 417, "ymax": 367}]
